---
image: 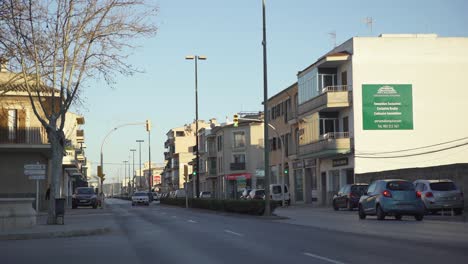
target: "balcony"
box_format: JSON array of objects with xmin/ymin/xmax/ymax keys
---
[
  {"xmin": 230, "ymin": 162, "xmax": 246, "ymax": 171},
  {"xmin": 0, "ymin": 127, "xmax": 48, "ymax": 145},
  {"xmin": 298, "ymin": 132, "xmax": 351, "ymax": 158},
  {"xmin": 76, "ymin": 130, "xmax": 84, "ymax": 143},
  {"xmin": 299, "ymin": 85, "xmax": 352, "ymax": 115},
  {"xmin": 286, "ymin": 110, "xmax": 298, "ymax": 124}
]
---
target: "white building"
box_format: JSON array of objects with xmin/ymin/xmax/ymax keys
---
[{"xmin": 295, "ymin": 34, "xmax": 468, "ymax": 206}]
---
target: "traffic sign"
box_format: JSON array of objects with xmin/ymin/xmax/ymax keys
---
[{"xmin": 24, "ymin": 163, "xmax": 46, "ymax": 180}]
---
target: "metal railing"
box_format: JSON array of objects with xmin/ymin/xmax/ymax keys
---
[
  {"xmin": 319, "ymin": 132, "xmax": 350, "ymax": 141},
  {"xmin": 321, "ymin": 85, "xmax": 351, "ymax": 93},
  {"xmin": 0, "ymin": 127, "xmax": 48, "ymax": 144}
]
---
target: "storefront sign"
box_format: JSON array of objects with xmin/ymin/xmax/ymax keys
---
[
  {"xmin": 304, "ymin": 159, "xmax": 316, "ymax": 167},
  {"xmin": 292, "ymin": 160, "xmax": 304, "ymax": 169},
  {"xmin": 237, "ymin": 176, "xmax": 246, "ymax": 191},
  {"xmin": 362, "ymin": 84, "xmax": 413, "ymax": 130},
  {"xmin": 332, "ymin": 158, "xmax": 348, "ymax": 167}
]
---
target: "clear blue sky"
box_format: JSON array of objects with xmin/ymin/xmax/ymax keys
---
[{"xmin": 76, "ymin": 0, "xmax": 468, "ymax": 182}]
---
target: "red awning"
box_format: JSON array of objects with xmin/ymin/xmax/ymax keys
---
[{"xmin": 226, "ymin": 173, "xmax": 252, "ymax": 180}]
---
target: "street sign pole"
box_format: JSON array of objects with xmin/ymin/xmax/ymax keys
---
[{"xmin": 36, "ymin": 179, "xmax": 39, "ymax": 213}]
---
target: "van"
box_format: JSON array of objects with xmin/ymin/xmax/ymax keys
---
[{"xmin": 270, "ymin": 184, "xmax": 290, "ymax": 205}]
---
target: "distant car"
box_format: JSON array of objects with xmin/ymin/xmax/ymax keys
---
[
  {"xmin": 248, "ymin": 189, "xmax": 265, "ymax": 200},
  {"xmin": 414, "ymin": 179, "xmax": 464, "ymax": 215},
  {"xmin": 358, "ymin": 179, "xmax": 425, "ymax": 221},
  {"xmin": 240, "ymin": 188, "xmax": 252, "ymax": 200},
  {"xmin": 333, "ymin": 183, "xmax": 369, "ymax": 211},
  {"xmin": 174, "ymin": 189, "xmax": 186, "ymax": 198},
  {"xmin": 200, "ymin": 191, "xmax": 212, "ymax": 198},
  {"xmin": 72, "ymin": 187, "xmax": 98, "ymax": 209},
  {"xmin": 152, "ymin": 192, "xmax": 160, "ymax": 201},
  {"xmin": 132, "ymin": 191, "xmax": 150, "ymax": 206},
  {"xmin": 270, "ymin": 184, "xmax": 290, "ymax": 205}
]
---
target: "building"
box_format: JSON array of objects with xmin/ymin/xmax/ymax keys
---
[
  {"xmin": 213, "ymin": 113, "xmax": 265, "ymax": 199},
  {"xmin": 162, "ymin": 120, "xmax": 211, "ymax": 191},
  {"xmin": 266, "ymin": 83, "xmax": 302, "ymax": 203},
  {"xmin": 295, "ymin": 34, "xmax": 468, "ymax": 206},
  {"xmin": 197, "ymin": 119, "xmax": 219, "ymax": 197}
]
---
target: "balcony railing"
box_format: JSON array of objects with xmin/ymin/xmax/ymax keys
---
[
  {"xmin": 299, "ymin": 132, "xmax": 351, "ymax": 157},
  {"xmin": 230, "ymin": 162, "xmax": 246, "ymax": 171},
  {"xmin": 298, "ymin": 87, "xmax": 352, "ymax": 115},
  {"xmin": 321, "ymin": 85, "xmax": 350, "ymax": 93},
  {"xmin": 0, "ymin": 127, "xmax": 48, "ymax": 144}
]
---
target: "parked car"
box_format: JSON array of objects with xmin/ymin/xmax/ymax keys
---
[
  {"xmin": 174, "ymin": 189, "xmax": 186, "ymax": 198},
  {"xmin": 248, "ymin": 189, "xmax": 265, "ymax": 200},
  {"xmin": 72, "ymin": 187, "xmax": 98, "ymax": 209},
  {"xmin": 414, "ymin": 179, "xmax": 464, "ymax": 215},
  {"xmin": 200, "ymin": 191, "xmax": 212, "ymax": 198},
  {"xmin": 358, "ymin": 179, "xmax": 425, "ymax": 221},
  {"xmin": 333, "ymin": 183, "xmax": 369, "ymax": 210},
  {"xmin": 270, "ymin": 184, "xmax": 291, "ymax": 205},
  {"xmin": 240, "ymin": 188, "xmax": 252, "ymax": 200},
  {"xmin": 132, "ymin": 191, "xmax": 150, "ymax": 206},
  {"xmin": 152, "ymin": 192, "xmax": 160, "ymax": 201}
]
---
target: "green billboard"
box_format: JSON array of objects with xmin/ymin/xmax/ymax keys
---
[{"xmin": 362, "ymin": 84, "xmax": 413, "ymax": 130}]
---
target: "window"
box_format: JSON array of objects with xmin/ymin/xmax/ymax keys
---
[
  {"xmin": 233, "ymin": 131, "xmax": 246, "ymax": 148},
  {"xmin": 341, "ymin": 71, "xmax": 347, "ymax": 86},
  {"xmin": 367, "ymin": 182, "xmax": 376, "ymax": 194},
  {"xmin": 176, "ymin": 131, "xmax": 185, "ymax": 137},
  {"xmin": 430, "ymin": 182, "xmax": 457, "ymax": 191},
  {"xmin": 343, "ymin": 116, "xmax": 349, "ymax": 133},
  {"xmin": 217, "ymin": 135, "xmax": 223, "ymax": 151},
  {"xmin": 8, "ymin": 109, "xmax": 17, "ymax": 140},
  {"xmin": 233, "ymin": 154, "xmax": 245, "ymax": 163},
  {"xmin": 387, "ymin": 181, "xmax": 414, "ymax": 191}
]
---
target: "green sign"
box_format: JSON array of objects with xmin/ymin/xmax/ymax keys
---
[
  {"xmin": 362, "ymin": 84, "xmax": 413, "ymax": 130},
  {"xmin": 237, "ymin": 176, "xmax": 246, "ymax": 191}
]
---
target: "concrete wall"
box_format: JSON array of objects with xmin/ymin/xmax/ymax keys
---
[{"xmin": 352, "ymin": 35, "xmax": 468, "ymax": 174}]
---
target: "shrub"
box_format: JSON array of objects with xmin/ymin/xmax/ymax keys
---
[{"xmin": 160, "ymin": 198, "xmax": 277, "ymax": 215}]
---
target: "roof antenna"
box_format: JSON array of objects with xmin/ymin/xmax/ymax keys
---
[
  {"xmin": 364, "ymin": 17, "xmax": 374, "ymax": 35},
  {"xmin": 328, "ymin": 31, "xmax": 336, "ymax": 48}
]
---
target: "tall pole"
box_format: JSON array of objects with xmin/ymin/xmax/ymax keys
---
[
  {"xmin": 130, "ymin": 149, "xmax": 136, "ymax": 195},
  {"xmin": 262, "ymin": 0, "xmax": 271, "ymax": 216},
  {"xmin": 137, "ymin": 140, "xmax": 144, "ymax": 189},
  {"xmin": 148, "ymin": 128, "xmax": 152, "ymax": 194},
  {"xmin": 123, "ymin": 161, "xmax": 128, "ymax": 194},
  {"xmin": 195, "ymin": 56, "xmax": 199, "ymax": 198}
]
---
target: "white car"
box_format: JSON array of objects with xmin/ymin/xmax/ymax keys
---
[
  {"xmin": 132, "ymin": 191, "xmax": 150, "ymax": 206},
  {"xmin": 270, "ymin": 184, "xmax": 291, "ymax": 205},
  {"xmin": 200, "ymin": 191, "xmax": 212, "ymax": 198}
]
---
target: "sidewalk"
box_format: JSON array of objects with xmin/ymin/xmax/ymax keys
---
[{"xmin": 0, "ymin": 207, "xmax": 114, "ymax": 240}]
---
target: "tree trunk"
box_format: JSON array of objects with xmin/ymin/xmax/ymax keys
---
[{"xmin": 46, "ymin": 123, "xmax": 65, "ymax": 225}]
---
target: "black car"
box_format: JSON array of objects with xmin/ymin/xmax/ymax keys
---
[
  {"xmin": 72, "ymin": 187, "xmax": 98, "ymax": 209},
  {"xmin": 333, "ymin": 183, "xmax": 368, "ymax": 210}
]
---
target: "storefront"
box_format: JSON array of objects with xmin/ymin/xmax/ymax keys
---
[
  {"xmin": 292, "ymin": 160, "xmax": 304, "ymax": 203},
  {"xmin": 225, "ymin": 173, "xmax": 252, "ymax": 199}
]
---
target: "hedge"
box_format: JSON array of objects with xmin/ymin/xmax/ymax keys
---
[{"xmin": 160, "ymin": 198, "xmax": 277, "ymax": 215}]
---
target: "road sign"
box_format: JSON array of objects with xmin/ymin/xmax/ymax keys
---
[{"xmin": 24, "ymin": 163, "xmax": 46, "ymax": 180}]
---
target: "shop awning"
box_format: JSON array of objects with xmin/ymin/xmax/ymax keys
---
[{"xmin": 226, "ymin": 173, "xmax": 252, "ymax": 180}]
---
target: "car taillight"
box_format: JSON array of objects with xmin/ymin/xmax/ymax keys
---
[
  {"xmin": 382, "ymin": 190, "xmax": 392, "ymax": 198},
  {"xmin": 416, "ymin": 191, "xmax": 421, "ymax": 198},
  {"xmin": 425, "ymin": 192, "xmax": 434, "ymax": 198}
]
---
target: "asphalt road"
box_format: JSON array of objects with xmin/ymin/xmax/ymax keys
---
[{"xmin": 2, "ymin": 199, "xmax": 467, "ymax": 264}]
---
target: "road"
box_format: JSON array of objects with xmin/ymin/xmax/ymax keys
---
[{"xmin": 2, "ymin": 198, "xmax": 467, "ymax": 264}]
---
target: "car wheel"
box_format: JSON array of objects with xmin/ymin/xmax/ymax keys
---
[
  {"xmin": 415, "ymin": 214, "xmax": 424, "ymax": 221},
  {"xmin": 333, "ymin": 201, "xmax": 339, "ymax": 211},
  {"xmin": 376, "ymin": 205, "xmax": 386, "ymax": 220},
  {"xmin": 358, "ymin": 205, "xmax": 366, "ymax": 220},
  {"xmin": 346, "ymin": 200, "xmax": 353, "ymax": 211},
  {"xmin": 395, "ymin": 215, "xmax": 402, "ymax": 221},
  {"xmin": 454, "ymin": 209, "xmax": 463, "ymax": 216}
]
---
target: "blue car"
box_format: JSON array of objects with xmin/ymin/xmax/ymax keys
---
[{"xmin": 358, "ymin": 179, "xmax": 425, "ymax": 221}]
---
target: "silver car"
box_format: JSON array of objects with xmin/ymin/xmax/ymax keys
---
[{"xmin": 413, "ymin": 179, "xmax": 464, "ymax": 215}]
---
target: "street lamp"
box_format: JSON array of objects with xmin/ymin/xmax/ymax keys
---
[
  {"xmin": 186, "ymin": 55, "xmax": 206, "ymax": 198},
  {"xmin": 123, "ymin": 160, "xmax": 128, "ymax": 194},
  {"xmin": 136, "ymin": 139, "xmax": 144, "ymax": 189},
  {"xmin": 130, "ymin": 149, "xmax": 136, "ymax": 195}
]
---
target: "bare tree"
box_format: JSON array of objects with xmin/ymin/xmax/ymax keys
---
[{"xmin": 0, "ymin": 0, "xmax": 157, "ymax": 224}]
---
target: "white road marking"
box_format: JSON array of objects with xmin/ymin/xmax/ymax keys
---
[
  {"xmin": 171, "ymin": 215, "xmax": 177, "ymax": 218},
  {"xmin": 303, "ymin": 252, "xmax": 346, "ymax": 264},
  {"xmin": 188, "ymin": 219, "xmax": 197, "ymax": 223},
  {"xmin": 224, "ymin": 229, "xmax": 244, "ymax": 237}
]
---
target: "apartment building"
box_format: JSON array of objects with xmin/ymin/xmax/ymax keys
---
[
  {"xmin": 162, "ymin": 120, "xmax": 211, "ymax": 190},
  {"xmin": 296, "ymin": 34, "xmax": 468, "ymax": 206},
  {"xmin": 197, "ymin": 120, "xmax": 218, "ymax": 197},
  {"xmin": 214, "ymin": 113, "xmax": 265, "ymax": 199}
]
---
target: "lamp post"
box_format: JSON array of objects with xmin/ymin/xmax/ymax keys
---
[
  {"xmin": 261, "ymin": 0, "xmax": 271, "ymax": 216},
  {"xmin": 185, "ymin": 55, "xmax": 206, "ymax": 198},
  {"xmin": 136, "ymin": 140, "xmax": 144, "ymax": 189},
  {"xmin": 130, "ymin": 149, "xmax": 136, "ymax": 195},
  {"xmin": 123, "ymin": 161, "xmax": 128, "ymax": 195},
  {"xmin": 146, "ymin": 120, "xmax": 152, "ymax": 194}
]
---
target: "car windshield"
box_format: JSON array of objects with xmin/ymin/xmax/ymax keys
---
[
  {"xmin": 430, "ymin": 182, "xmax": 457, "ymax": 191},
  {"xmin": 272, "ymin": 186, "xmax": 282, "ymax": 194},
  {"xmin": 387, "ymin": 181, "xmax": 414, "ymax": 191},
  {"xmin": 134, "ymin": 192, "xmax": 147, "ymax": 196},
  {"xmin": 351, "ymin": 185, "xmax": 368, "ymax": 195},
  {"xmin": 77, "ymin": 188, "xmax": 94, "ymax": 194}
]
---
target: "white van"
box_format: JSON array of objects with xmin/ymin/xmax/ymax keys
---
[{"xmin": 270, "ymin": 184, "xmax": 290, "ymax": 205}]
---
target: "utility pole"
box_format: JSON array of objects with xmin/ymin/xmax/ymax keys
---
[
  {"xmin": 147, "ymin": 120, "xmax": 152, "ymax": 194},
  {"xmin": 262, "ymin": 0, "xmax": 271, "ymax": 216},
  {"xmin": 130, "ymin": 149, "xmax": 136, "ymax": 195},
  {"xmin": 136, "ymin": 139, "xmax": 144, "ymax": 190},
  {"xmin": 123, "ymin": 161, "xmax": 128, "ymax": 194}
]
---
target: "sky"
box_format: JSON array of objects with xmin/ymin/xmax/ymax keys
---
[{"xmin": 77, "ymin": 0, "xmax": 468, "ymax": 183}]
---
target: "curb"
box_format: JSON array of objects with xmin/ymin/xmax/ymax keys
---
[{"xmin": 0, "ymin": 227, "xmax": 112, "ymax": 240}]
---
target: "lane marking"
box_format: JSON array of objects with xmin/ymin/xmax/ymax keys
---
[
  {"xmin": 303, "ymin": 252, "xmax": 346, "ymax": 264},
  {"xmin": 188, "ymin": 220, "xmax": 197, "ymax": 223},
  {"xmin": 171, "ymin": 215, "xmax": 177, "ymax": 218},
  {"xmin": 224, "ymin": 229, "xmax": 244, "ymax": 237}
]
